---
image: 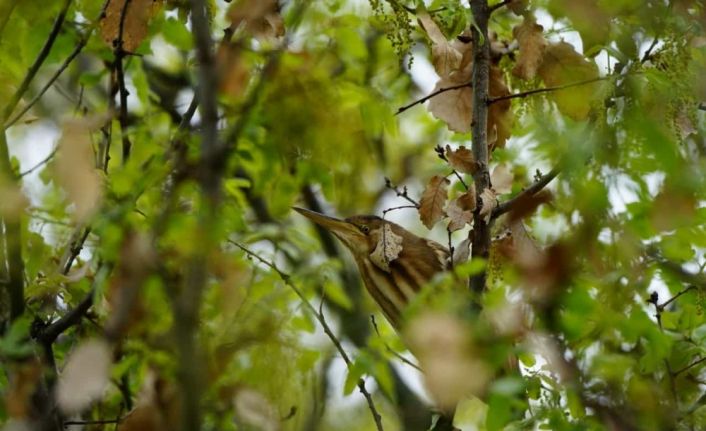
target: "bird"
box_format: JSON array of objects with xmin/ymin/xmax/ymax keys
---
[{"xmin": 294, "ymin": 207, "xmax": 450, "ymax": 329}]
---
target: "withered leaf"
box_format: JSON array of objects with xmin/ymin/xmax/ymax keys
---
[
  {"xmin": 228, "ymin": 0, "xmax": 284, "ymax": 41},
  {"xmin": 537, "ymin": 42, "xmax": 600, "ymax": 120},
  {"xmin": 428, "ymin": 79, "xmax": 473, "ymax": 133},
  {"xmin": 419, "ymin": 175, "xmax": 451, "ymax": 229},
  {"xmin": 452, "ymin": 237, "xmax": 472, "ymax": 265},
  {"xmin": 446, "ymin": 198, "xmax": 472, "ymax": 232},
  {"xmin": 507, "ymin": 0, "xmax": 528, "ymax": 15},
  {"xmin": 100, "ymin": 0, "xmax": 162, "ymax": 52},
  {"xmin": 508, "ymin": 189, "xmax": 553, "ymax": 222},
  {"xmin": 418, "ymin": 12, "xmax": 462, "ymax": 77},
  {"xmin": 369, "ymin": 224, "xmax": 404, "ymax": 272},
  {"xmin": 56, "ymin": 339, "xmax": 112, "ymax": 413},
  {"xmin": 217, "ymin": 43, "xmax": 251, "ymax": 99},
  {"xmin": 488, "ymin": 66, "xmax": 513, "ymax": 150},
  {"xmin": 479, "ymin": 188, "xmax": 498, "ymax": 223},
  {"xmin": 55, "ymin": 119, "xmax": 103, "ymax": 222},
  {"xmin": 491, "ymin": 164, "xmax": 513, "ymax": 195},
  {"xmin": 445, "ymin": 145, "xmax": 476, "ymax": 174},
  {"xmin": 234, "ymin": 388, "xmax": 279, "ymax": 431},
  {"xmin": 512, "ymin": 16, "xmax": 547, "ymax": 80},
  {"xmin": 456, "ymin": 189, "xmax": 477, "ymax": 212}
]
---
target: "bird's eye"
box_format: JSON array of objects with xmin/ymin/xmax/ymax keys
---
[{"xmin": 360, "ymin": 225, "xmax": 370, "ymax": 234}]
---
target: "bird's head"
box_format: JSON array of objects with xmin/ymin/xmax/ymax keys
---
[{"xmin": 293, "ymin": 207, "xmax": 383, "ymax": 258}]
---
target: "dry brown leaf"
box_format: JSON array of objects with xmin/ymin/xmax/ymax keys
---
[
  {"xmin": 507, "ymin": 0, "xmax": 528, "ymax": 15},
  {"xmin": 100, "ymin": 0, "xmax": 162, "ymax": 52},
  {"xmin": 488, "ymin": 66, "xmax": 513, "ymax": 150},
  {"xmin": 418, "ymin": 12, "xmax": 462, "ymax": 77},
  {"xmin": 217, "ymin": 43, "xmax": 251, "ymax": 99},
  {"xmin": 456, "ymin": 189, "xmax": 476, "ymax": 212},
  {"xmin": 369, "ymin": 224, "xmax": 404, "ymax": 272},
  {"xmin": 228, "ymin": 0, "xmax": 284, "ymax": 41},
  {"xmin": 6, "ymin": 359, "xmax": 42, "ymax": 419},
  {"xmin": 419, "ymin": 175, "xmax": 451, "ymax": 229},
  {"xmin": 537, "ymin": 42, "xmax": 600, "ymax": 120},
  {"xmin": 428, "ymin": 79, "xmax": 473, "ymax": 133},
  {"xmin": 512, "ymin": 16, "xmax": 547, "ymax": 80},
  {"xmin": 406, "ymin": 313, "xmax": 490, "ymax": 411},
  {"xmin": 452, "ymin": 237, "xmax": 471, "ymax": 265},
  {"xmin": 234, "ymin": 388, "xmax": 279, "ymax": 431},
  {"xmin": 491, "ymin": 164, "xmax": 513, "ymax": 194},
  {"xmin": 445, "ymin": 145, "xmax": 476, "ymax": 174},
  {"xmin": 446, "ymin": 199, "xmax": 472, "ymax": 232},
  {"xmin": 56, "ymin": 339, "xmax": 112, "ymax": 413},
  {"xmin": 508, "ymin": 189, "xmax": 553, "ymax": 222},
  {"xmin": 55, "ymin": 120, "xmax": 103, "ymax": 222},
  {"xmin": 479, "ymin": 188, "xmax": 497, "ymax": 223},
  {"xmin": 118, "ymin": 370, "xmax": 180, "ymax": 431}
]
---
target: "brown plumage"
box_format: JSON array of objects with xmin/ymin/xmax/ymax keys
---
[{"xmin": 294, "ymin": 207, "xmax": 449, "ymax": 328}]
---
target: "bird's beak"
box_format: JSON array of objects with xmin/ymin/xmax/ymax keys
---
[{"xmin": 293, "ymin": 207, "xmax": 363, "ymax": 249}]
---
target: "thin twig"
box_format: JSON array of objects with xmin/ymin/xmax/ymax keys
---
[
  {"xmin": 384, "ymin": 178, "xmax": 419, "ymax": 207},
  {"xmin": 115, "ymin": 0, "xmax": 133, "ymax": 164},
  {"xmin": 641, "ymin": 36, "xmax": 660, "ymax": 63},
  {"xmin": 396, "ymin": 82, "xmax": 471, "ymax": 115},
  {"xmin": 382, "ymin": 205, "xmax": 417, "ymax": 217},
  {"xmin": 370, "ymin": 315, "xmax": 422, "ymax": 372},
  {"xmin": 661, "ymin": 285, "xmax": 696, "ymax": 310},
  {"xmin": 492, "ymin": 168, "xmax": 559, "ymax": 219},
  {"xmin": 18, "ymin": 147, "xmax": 58, "ymax": 177},
  {"xmin": 2, "ymin": 0, "xmax": 73, "ymax": 123},
  {"xmin": 488, "ymin": 76, "xmax": 614, "ymax": 105},
  {"xmin": 5, "ymin": 34, "xmax": 90, "ymax": 128},
  {"xmin": 64, "ymin": 418, "xmax": 122, "ymax": 426},
  {"xmin": 435, "ymin": 145, "xmax": 469, "ymax": 190},
  {"xmin": 489, "ymin": 0, "xmax": 512, "ymax": 13},
  {"xmin": 229, "ymin": 240, "xmax": 385, "ymax": 431},
  {"xmin": 674, "ymin": 356, "xmax": 706, "ymax": 376}
]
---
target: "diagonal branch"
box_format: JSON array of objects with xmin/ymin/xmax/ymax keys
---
[
  {"xmin": 492, "ymin": 168, "xmax": 560, "ymax": 219},
  {"xmin": 229, "ymin": 240, "xmax": 385, "ymax": 431},
  {"xmin": 396, "ymin": 82, "xmax": 471, "ymax": 115},
  {"xmin": 2, "ymin": 0, "xmax": 73, "ymax": 123},
  {"xmin": 487, "ymin": 76, "xmax": 616, "ymax": 105}
]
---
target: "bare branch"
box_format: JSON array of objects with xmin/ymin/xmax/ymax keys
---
[
  {"xmin": 384, "ymin": 178, "xmax": 419, "ymax": 207},
  {"xmin": 396, "ymin": 82, "xmax": 471, "ymax": 116},
  {"xmin": 489, "ymin": 0, "xmax": 512, "ymax": 13},
  {"xmin": 491, "ymin": 168, "xmax": 560, "ymax": 219},
  {"xmin": 18, "ymin": 147, "xmax": 58, "ymax": 177},
  {"xmin": 2, "ymin": 0, "xmax": 73, "ymax": 123},
  {"xmin": 229, "ymin": 240, "xmax": 385, "ymax": 431},
  {"xmin": 488, "ymin": 76, "xmax": 612, "ymax": 105}
]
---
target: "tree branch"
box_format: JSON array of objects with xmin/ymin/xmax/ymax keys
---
[
  {"xmin": 115, "ymin": 0, "xmax": 133, "ymax": 164},
  {"xmin": 229, "ymin": 240, "xmax": 385, "ymax": 431},
  {"xmin": 469, "ymin": 0, "xmax": 491, "ymax": 295},
  {"xmin": 2, "ymin": 0, "xmax": 73, "ymax": 122},
  {"xmin": 489, "ymin": 0, "xmax": 512, "ymax": 13},
  {"xmin": 487, "ymin": 76, "xmax": 612, "ymax": 105},
  {"xmin": 395, "ymin": 82, "xmax": 471, "ymax": 115},
  {"xmin": 491, "ymin": 168, "xmax": 560, "ymax": 219}
]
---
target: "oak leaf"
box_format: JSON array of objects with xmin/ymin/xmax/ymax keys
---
[
  {"xmin": 369, "ymin": 224, "xmax": 404, "ymax": 272},
  {"xmin": 445, "ymin": 145, "xmax": 476, "ymax": 174},
  {"xmin": 418, "ymin": 12, "xmax": 462, "ymax": 77},
  {"xmin": 452, "ymin": 237, "xmax": 472, "ymax": 265},
  {"xmin": 228, "ymin": 0, "xmax": 284, "ymax": 41},
  {"xmin": 512, "ymin": 16, "xmax": 547, "ymax": 80},
  {"xmin": 456, "ymin": 189, "xmax": 477, "ymax": 212},
  {"xmin": 100, "ymin": 0, "xmax": 162, "ymax": 52},
  {"xmin": 488, "ymin": 66, "xmax": 513, "ymax": 150},
  {"xmin": 491, "ymin": 164, "xmax": 513, "ymax": 195},
  {"xmin": 419, "ymin": 175, "xmax": 450, "ymax": 229},
  {"xmin": 56, "ymin": 339, "xmax": 112, "ymax": 413},
  {"xmin": 55, "ymin": 120, "xmax": 104, "ymax": 222},
  {"xmin": 446, "ymin": 198, "xmax": 473, "ymax": 232},
  {"xmin": 479, "ymin": 188, "xmax": 498, "ymax": 223},
  {"xmin": 537, "ymin": 42, "xmax": 600, "ymax": 120}
]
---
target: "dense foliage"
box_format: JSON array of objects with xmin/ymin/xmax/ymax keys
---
[{"xmin": 1, "ymin": 0, "xmax": 705, "ymax": 430}]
